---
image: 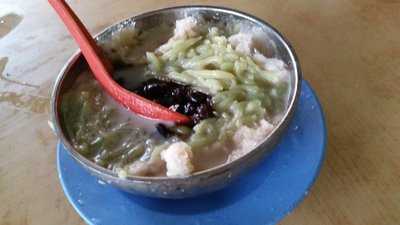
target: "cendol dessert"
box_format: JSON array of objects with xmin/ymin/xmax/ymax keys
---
[{"xmin": 61, "ymin": 17, "xmax": 290, "ymax": 178}]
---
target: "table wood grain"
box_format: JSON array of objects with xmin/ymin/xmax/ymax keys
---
[{"xmin": 0, "ymin": 1, "xmax": 399, "ymax": 224}]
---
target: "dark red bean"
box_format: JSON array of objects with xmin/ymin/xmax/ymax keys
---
[
  {"xmin": 115, "ymin": 77, "xmax": 126, "ymax": 86},
  {"xmin": 129, "ymin": 78, "xmax": 215, "ymax": 126},
  {"xmin": 156, "ymin": 124, "xmax": 174, "ymax": 138}
]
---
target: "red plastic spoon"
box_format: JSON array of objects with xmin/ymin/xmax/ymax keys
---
[{"xmin": 48, "ymin": 0, "xmax": 190, "ymax": 123}]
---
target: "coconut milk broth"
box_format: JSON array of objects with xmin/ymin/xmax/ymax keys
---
[{"xmin": 62, "ymin": 18, "xmax": 290, "ymax": 176}]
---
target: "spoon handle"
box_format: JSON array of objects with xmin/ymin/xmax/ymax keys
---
[{"xmin": 48, "ymin": 0, "xmax": 190, "ymax": 123}]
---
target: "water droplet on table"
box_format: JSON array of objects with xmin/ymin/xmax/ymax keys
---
[
  {"xmin": 0, "ymin": 13, "xmax": 23, "ymax": 38},
  {"xmin": 91, "ymin": 218, "xmax": 101, "ymax": 224},
  {"xmin": 97, "ymin": 179, "xmax": 106, "ymax": 185}
]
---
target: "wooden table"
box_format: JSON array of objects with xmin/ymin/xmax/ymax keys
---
[{"xmin": 1, "ymin": 0, "xmax": 399, "ymax": 224}]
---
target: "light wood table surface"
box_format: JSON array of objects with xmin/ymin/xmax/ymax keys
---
[{"xmin": 1, "ymin": 1, "xmax": 399, "ymax": 224}]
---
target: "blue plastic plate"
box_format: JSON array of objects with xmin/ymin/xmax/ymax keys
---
[{"xmin": 57, "ymin": 80, "xmax": 326, "ymax": 225}]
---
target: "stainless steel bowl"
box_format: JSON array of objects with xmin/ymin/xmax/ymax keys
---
[{"xmin": 51, "ymin": 6, "xmax": 302, "ymax": 199}]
